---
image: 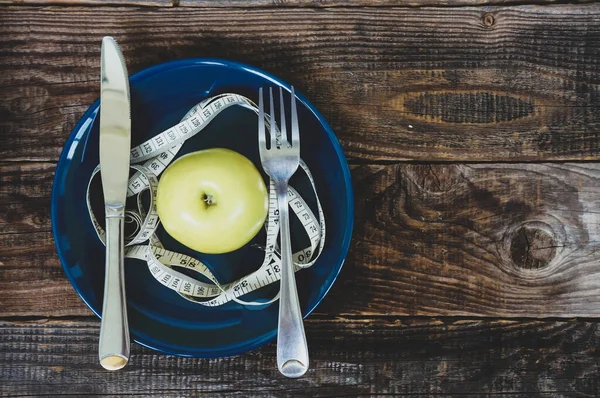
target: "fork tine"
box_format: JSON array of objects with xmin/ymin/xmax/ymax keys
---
[
  {"xmin": 279, "ymin": 86, "xmax": 288, "ymax": 147},
  {"xmin": 290, "ymin": 86, "xmax": 300, "ymax": 148},
  {"xmin": 258, "ymin": 87, "xmax": 266, "ymax": 150},
  {"xmin": 269, "ymin": 87, "xmax": 277, "ymax": 149}
]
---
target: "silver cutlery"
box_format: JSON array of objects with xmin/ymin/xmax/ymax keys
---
[
  {"xmin": 258, "ymin": 86, "xmax": 309, "ymax": 378},
  {"xmin": 98, "ymin": 36, "xmax": 132, "ymax": 371}
]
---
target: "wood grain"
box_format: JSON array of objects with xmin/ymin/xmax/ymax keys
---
[
  {"xmin": 2, "ymin": 6, "xmax": 600, "ymax": 162},
  {"xmin": 0, "ymin": 0, "xmax": 172, "ymax": 5},
  {"xmin": 323, "ymin": 162, "xmax": 600, "ymax": 317},
  {"xmin": 0, "ymin": 0, "xmax": 590, "ymax": 7},
  {"xmin": 3, "ymin": 0, "xmax": 600, "ymax": 395},
  {"xmin": 1, "ymin": 317, "xmax": 600, "ymax": 396},
  {"xmin": 0, "ymin": 162, "xmax": 88, "ymax": 317},
  {"xmin": 5, "ymin": 161, "xmax": 600, "ymax": 318},
  {"xmin": 180, "ymin": 0, "xmax": 598, "ymax": 6},
  {"xmin": 0, "ymin": 162, "xmax": 54, "ymax": 234}
]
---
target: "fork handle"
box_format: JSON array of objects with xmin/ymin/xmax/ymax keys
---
[{"xmin": 276, "ymin": 182, "xmax": 309, "ymax": 378}]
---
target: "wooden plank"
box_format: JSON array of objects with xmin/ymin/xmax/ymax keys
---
[
  {"xmin": 2, "ymin": 6, "xmax": 600, "ymax": 162},
  {"xmin": 0, "ymin": 229, "xmax": 88, "ymax": 317},
  {"xmin": 1, "ymin": 317, "xmax": 599, "ymax": 396},
  {"xmin": 323, "ymin": 162, "xmax": 600, "ymax": 317},
  {"xmin": 4, "ymin": 161, "xmax": 600, "ymax": 317},
  {"xmin": 0, "ymin": 162, "xmax": 54, "ymax": 235},
  {"xmin": 180, "ymin": 0, "xmax": 598, "ymax": 6},
  {"xmin": 0, "ymin": 0, "xmax": 172, "ymax": 5},
  {"xmin": 0, "ymin": 162, "xmax": 89, "ymax": 317},
  {"xmin": 0, "ymin": 0, "xmax": 154, "ymax": 4},
  {"xmin": 0, "ymin": 0, "xmax": 590, "ymax": 7}
]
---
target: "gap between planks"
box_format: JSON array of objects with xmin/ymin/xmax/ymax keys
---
[{"xmin": 2, "ymin": 314, "xmax": 600, "ymax": 323}]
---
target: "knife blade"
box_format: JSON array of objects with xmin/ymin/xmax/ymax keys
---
[{"xmin": 98, "ymin": 36, "xmax": 131, "ymax": 371}]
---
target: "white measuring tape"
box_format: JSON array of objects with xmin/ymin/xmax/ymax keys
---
[{"xmin": 87, "ymin": 93, "xmax": 326, "ymax": 307}]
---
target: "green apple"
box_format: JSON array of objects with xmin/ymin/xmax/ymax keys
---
[{"xmin": 156, "ymin": 148, "xmax": 269, "ymax": 254}]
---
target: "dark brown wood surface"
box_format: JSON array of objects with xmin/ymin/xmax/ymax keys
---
[
  {"xmin": 5, "ymin": 162, "xmax": 600, "ymax": 318},
  {"xmin": 2, "ymin": 1, "xmax": 600, "ymax": 396},
  {"xmin": 3, "ymin": 317, "xmax": 600, "ymax": 396},
  {"xmin": 3, "ymin": 6, "xmax": 600, "ymax": 163},
  {"xmin": 0, "ymin": 0, "xmax": 593, "ymax": 6}
]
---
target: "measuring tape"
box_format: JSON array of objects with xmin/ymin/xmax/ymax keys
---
[{"xmin": 87, "ymin": 93, "xmax": 326, "ymax": 307}]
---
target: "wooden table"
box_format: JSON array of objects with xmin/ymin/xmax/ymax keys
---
[{"xmin": 2, "ymin": 0, "xmax": 600, "ymax": 395}]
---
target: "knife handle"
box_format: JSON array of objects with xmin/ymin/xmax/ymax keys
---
[{"xmin": 99, "ymin": 214, "xmax": 130, "ymax": 370}]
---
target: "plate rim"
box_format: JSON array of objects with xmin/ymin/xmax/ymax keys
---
[{"xmin": 50, "ymin": 57, "xmax": 355, "ymax": 357}]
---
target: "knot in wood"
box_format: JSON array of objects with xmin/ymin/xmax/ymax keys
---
[
  {"xmin": 483, "ymin": 13, "xmax": 495, "ymax": 28},
  {"xmin": 509, "ymin": 226, "xmax": 556, "ymax": 270}
]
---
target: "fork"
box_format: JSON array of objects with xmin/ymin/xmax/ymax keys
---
[{"xmin": 258, "ymin": 86, "xmax": 309, "ymax": 378}]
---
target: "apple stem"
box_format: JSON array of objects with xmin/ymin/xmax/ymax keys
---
[{"xmin": 202, "ymin": 193, "xmax": 216, "ymax": 206}]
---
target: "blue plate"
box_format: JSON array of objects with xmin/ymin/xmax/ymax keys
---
[{"xmin": 51, "ymin": 59, "xmax": 354, "ymax": 357}]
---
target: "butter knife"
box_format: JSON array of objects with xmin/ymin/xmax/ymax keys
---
[{"xmin": 98, "ymin": 36, "xmax": 132, "ymax": 371}]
